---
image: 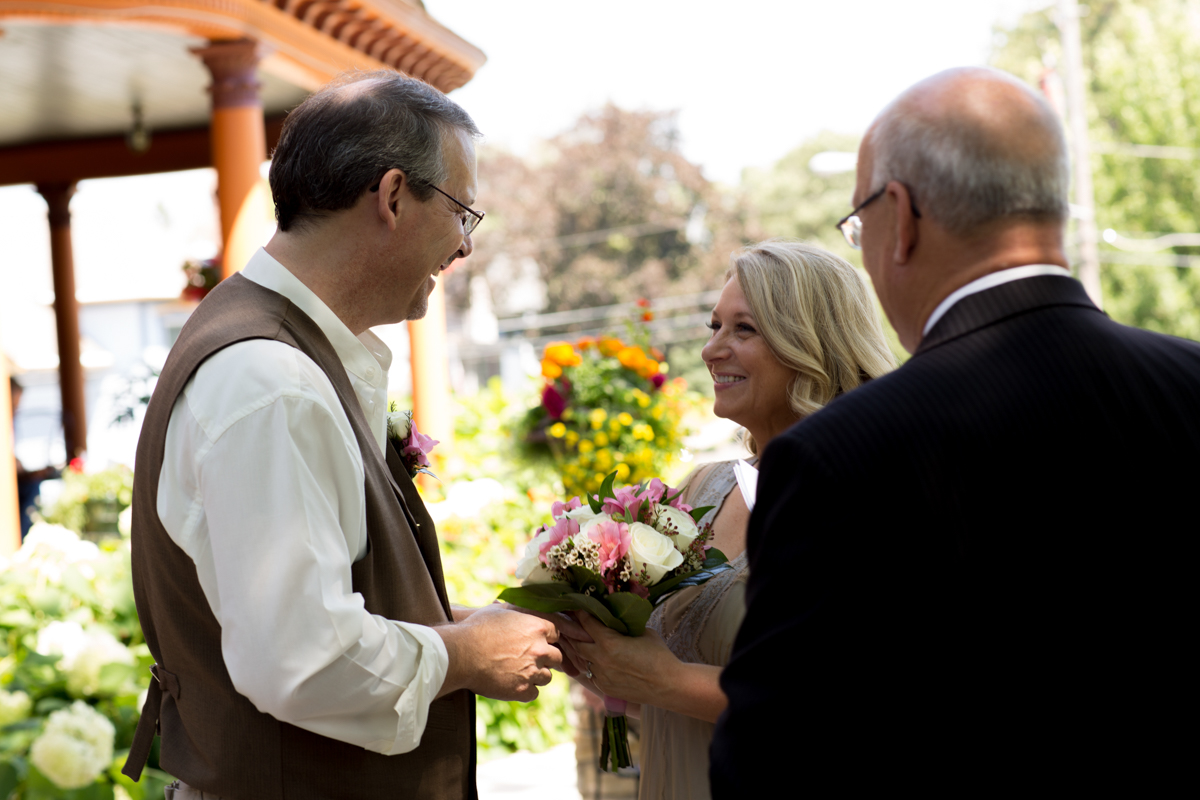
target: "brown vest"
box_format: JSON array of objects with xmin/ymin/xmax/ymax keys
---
[{"xmin": 123, "ymin": 274, "xmax": 475, "ymax": 799}]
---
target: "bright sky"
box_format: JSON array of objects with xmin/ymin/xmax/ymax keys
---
[
  {"xmin": 1, "ymin": 0, "xmax": 1051, "ymax": 342},
  {"xmin": 425, "ymin": 0, "xmax": 1050, "ymax": 183}
]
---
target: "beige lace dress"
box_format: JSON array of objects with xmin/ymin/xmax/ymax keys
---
[{"xmin": 638, "ymin": 461, "xmax": 750, "ymax": 800}]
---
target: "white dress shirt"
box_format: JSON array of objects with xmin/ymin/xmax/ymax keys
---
[
  {"xmin": 922, "ymin": 264, "xmax": 1073, "ymax": 337},
  {"xmin": 156, "ymin": 248, "xmax": 448, "ymax": 755}
]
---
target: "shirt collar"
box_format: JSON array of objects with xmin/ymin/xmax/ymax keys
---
[
  {"xmin": 241, "ymin": 249, "xmax": 393, "ymax": 384},
  {"xmin": 922, "ymin": 264, "xmax": 1072, "ymax": 338}
]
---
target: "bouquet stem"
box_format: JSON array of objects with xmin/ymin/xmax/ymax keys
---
[{"xmin": 599, "ymin": 695, "xmax": 634, "ymax": 773}]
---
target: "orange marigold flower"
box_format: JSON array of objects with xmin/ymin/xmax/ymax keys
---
[
  {"xmin": 641, "ymin": 311, "xmax": 654, "ymax": 322},
  {"xmin": 576, "ymin": 336, "xmax": 596, "ymax": 350},
  {"xmin": 636, "ymin": 298, "xmax": 651, "ymax": 308},
  {"xmin": 617, "ymin": 346, "xmax": 647, "ymax": 371},
  {"xmin": 542, "ymin": 359, "xmax": 563, "ymax": 380},
  {"xmin": 598, "ymin": 337, "xmax": 624, "ymax": 356},
  {"xmin": 637, "ymin": 359, "xmax": 660, "ymax": 379},
  {"xmin": 543, "ymin": 341, "xmax": 582, "ymax": 367},
  {"xmin": 650, "ymin": 347, "xmax": 665, "ymax": 361}
]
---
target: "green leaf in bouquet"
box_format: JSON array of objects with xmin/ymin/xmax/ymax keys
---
[
  {"xmin": 598, "ymin": 471, "xmax": 618, "ymax": 503},
  {"xmin": 587, "ymin": 491, "xmax": 603, "ymax": 514},
  {"xmin": 603, "ymin": 593, "xmax": 653, "ymax": 637},
  {"xmin": 498, "ymin": 584, "xmax": 628, "ymax": 634},
  {"xmin": 565, "ymin": 566, "xmax": 606, "ymax": 598},
  {"xmin": 703, "ymin": 547, "xmax": 730, "ymax": 568},
  {"xmin": 26, "ymin": 765, "xmax": 115, "ymax": 800},
  {"xmin": 688, "ymin": 505, "xmax": 715, "ymax": 524}
]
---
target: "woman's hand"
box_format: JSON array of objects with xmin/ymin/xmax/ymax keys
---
[
  {"xmin": 564, "ymin": 613, "xmax": 680, "ymax": 708},
  {"xmin": 564, "ymin": 612, "xmax": 729, "ymax": 723}
]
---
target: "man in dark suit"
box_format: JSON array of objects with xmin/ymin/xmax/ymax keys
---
[{"xmin": 711, "ymin": 67, "xmax": 1200, "ymax": 792}]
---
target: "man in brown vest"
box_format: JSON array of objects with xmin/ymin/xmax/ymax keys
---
[{"xmin": 124, "ymin": 71, "xmax": 569, "ymax": 799}]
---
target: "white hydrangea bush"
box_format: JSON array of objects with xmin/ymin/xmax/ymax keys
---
[
  {"xmin": 28, "ymin": 701, "xmax": 115, "ymax": 789},
  {"xmin": 2, "ymin": 520, "xmax": 174, "ymax": 795}
]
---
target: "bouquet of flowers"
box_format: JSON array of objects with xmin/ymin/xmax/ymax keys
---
[
  {"xmin": 387, "ymin": 403, "xmax": 439, "ymax": 480},
  {"xmin": 520, "ymin": 333, "xmax": 695, "ymax": 499},
  {"xmin": 499, "ymin": 472, "xmax": 732, "ymax": 772}
]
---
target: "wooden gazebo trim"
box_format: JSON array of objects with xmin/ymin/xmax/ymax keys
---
[
  {"xmin": 0, "ymin": 118, "xmax": 286, "ymax": 187},
  {"xmin": 0, "ymin": 0, "xmax": 485, "ymax": 92}
]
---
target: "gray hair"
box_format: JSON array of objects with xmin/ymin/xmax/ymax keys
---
[
  {"xmin": 868, "ymin": 78, "xmax": 1069, "ymax": 236},
  {"xmin": 270, "ymin": 70, "xmax": 481, "ymax": 232}
]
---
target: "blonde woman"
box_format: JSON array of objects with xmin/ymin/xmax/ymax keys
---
[{"xmin": 562, "ymin": 240, "xmax": 895, "ymax": 800}]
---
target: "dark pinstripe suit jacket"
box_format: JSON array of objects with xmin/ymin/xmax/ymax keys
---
[{"xmin": 710, "ymin": 275, "xmax": 1200, "ymax": 793}]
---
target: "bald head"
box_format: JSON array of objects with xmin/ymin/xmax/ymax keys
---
[{"xmin": 866, "ymin": 67, "xmax": 1068, "ymax": 236}]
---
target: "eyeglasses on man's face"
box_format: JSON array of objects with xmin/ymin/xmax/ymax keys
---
[
  {"xmin": 369, "ymin": 173, "xmax": 485, "ymax": 237},
  {"xmin": 835, "ymin": 184, "xmax": 922, "ymax": 250}
]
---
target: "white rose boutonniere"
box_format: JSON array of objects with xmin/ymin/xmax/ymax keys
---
[{"xmin": 387, "ymin": 403, "xmax": 439, "ymax": 480}]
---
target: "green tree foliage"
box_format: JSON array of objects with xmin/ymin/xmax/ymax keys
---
[
  {"xmin": 742, "ymin": 131, "xmax": 908, "ymax": 361},
  {"xmin": 992, "ymin": 0, "xmax": 1200, "ymax": 340},
  {"xmin": 741, "ymin": 130, "xmax": 863, "ymax": 262},
  {"xmin": 463, "ymin": 105, "xmax": 751, "ymax": 313}
]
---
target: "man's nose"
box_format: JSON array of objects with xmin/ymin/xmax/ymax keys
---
[{"xmin": 456, "ymin": 232, "xmax": 474, "ymax": 261}]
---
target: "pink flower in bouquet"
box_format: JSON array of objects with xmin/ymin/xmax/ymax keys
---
[
  {"xmin": 552, "ymin": 497, "xmax": 582, "ymax": 519},
  {"xmin": 542, "ymin": 384, "xmax": 567, "ymax": 419},
  {"xmin": 587, "ymin": 520, "xmax": 631, "ymax": 575},
  {"xmin": 402, "ymin": 422, "xmax": 439, "ymax": 468},
  {"xmin": 540, "ymin": 517, "xmax": 579, "ymax": 558},
  {"xmin": 601, "ymin": 478, "xmax": 672, "ymax": 519}
]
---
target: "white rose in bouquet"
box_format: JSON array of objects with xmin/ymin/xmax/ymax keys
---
[
  {"xmin": 652, "ymin": 504, "xmax": 701, "ymax": 550},
  {"xmin": 65, "ymin": 628, "xmax": 136, "ymax": 697},
  {"xmin": 516, "ymin": 531, "xmax": 556, "ymax": 585},
  {"xmin": 627, "ymin": 522, "xmax": 684, "ymax": 585},
  {"xmin": 29, "ymin": 701, "xmax": 115, "ymax": 789},
  {"xmin": 0, "ymin": 689, "xmax": 32, "ymax": 726}
]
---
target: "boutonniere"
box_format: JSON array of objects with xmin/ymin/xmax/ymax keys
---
[{"xmin": 387, "ymin": 403, "xmax": 439, "ymax": 480}]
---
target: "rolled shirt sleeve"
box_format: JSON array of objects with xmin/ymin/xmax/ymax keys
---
[{"xmin": 157, "ymin": 339, "xmax": 448, "ymax": 755}]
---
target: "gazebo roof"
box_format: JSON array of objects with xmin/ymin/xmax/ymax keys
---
[{"xmin": 0, "ymin": 0, "xmax": 485, "ymax": 158}]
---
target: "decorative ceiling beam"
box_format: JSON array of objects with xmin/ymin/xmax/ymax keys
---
[{"xmin": 0, "ymin": 116, "xmax": 286, "ymax": 187}]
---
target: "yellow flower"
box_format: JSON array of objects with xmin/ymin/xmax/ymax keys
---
[
  {"xmin": 565, "ymin": 431, "xmax": 580, "ymax": 446},
  {"xmin": 651, "ymin": 406, "xmax": 664, "ymax": 420},
  {"xmin": 594, "ymin": 432, "xmax": 610, "ymax": 447},
  {"xmin": 548, "ymin": 422, "xmax": 567, "ymax": 438},
  {"xmin": 541, "ymin": 359, "xmax": 562, "ymax": 380},
  {"xmin": 578, "ymin": 440, "xmax": 595, "ymax": 454},
  {"xmin": 588, "ymin": 409, "xmax": 608, "ymax": 430},
  {"xmin": 615, "ymin": 463, "xmax": 631, "ymax": 479},
  {"xmin": 596, "ymin": 450, "xmax": 613, "ymax": 470},
  {"xmin": 543, "ymin": 341, "xmax": 582, "ymax": 367},
  {"xmin": 617, "ymin": 412, "xmax": 634, "ymax": 426}
]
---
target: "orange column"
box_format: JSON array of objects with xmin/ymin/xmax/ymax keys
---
[
  {"xmin": 408, "ymin": 281, "xmax": 454, "ymax": 463},
  {"xmin": 193, "ymin": 39, "xmax": 269, "ymax": 279},
  {"xmin": 36, "ymin": 182, "xmax": 88, "ymax": 463},
  {"xmin": 1, "ymin": 336, "xmax": 19, "ymax": 556}
]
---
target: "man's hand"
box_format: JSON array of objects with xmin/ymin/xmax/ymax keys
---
[{"xmin": 435, "ymin": 604, "xmax": 563, "ymax": 702}]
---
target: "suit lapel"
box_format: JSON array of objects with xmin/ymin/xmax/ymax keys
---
[{"xmin": 916, "ymin": 275, "xmax": 1102, "ymax": 356}]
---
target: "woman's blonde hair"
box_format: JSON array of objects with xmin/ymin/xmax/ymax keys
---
[{"xmin": 727, "ymin": 239, "xmax": 895, "ymax": 452}]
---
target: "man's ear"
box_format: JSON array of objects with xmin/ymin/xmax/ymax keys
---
[
  {"xmin": 889, "ymin": 180, "xmax": 919, "ymax": 265},
  {"xmin": 375, "ymin": 168, "xmax": 408, "ymax": 231}
]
